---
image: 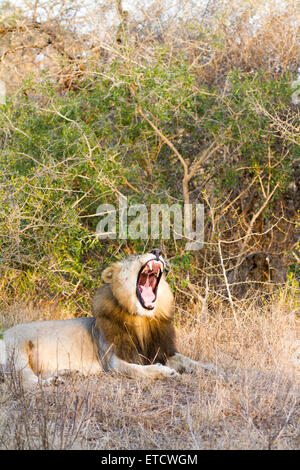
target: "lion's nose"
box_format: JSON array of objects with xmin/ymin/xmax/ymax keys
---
[{"xmin": 150, "ymin": 249, "xmax": 162, "ymax": 259}]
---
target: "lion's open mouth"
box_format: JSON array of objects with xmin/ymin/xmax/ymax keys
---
[{"xmin": 136, "ymin": 259, "xmax": 164, "ymax": 310}]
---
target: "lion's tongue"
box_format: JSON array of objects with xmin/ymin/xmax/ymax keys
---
[{"xmin": 140, "ymin": 277, "xmax": 155, "ymax": 306}]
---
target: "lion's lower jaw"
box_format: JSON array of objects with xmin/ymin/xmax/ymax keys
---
[{"xmin": 135, "ymin": 302, "xmax": 156, "ymax": 317}]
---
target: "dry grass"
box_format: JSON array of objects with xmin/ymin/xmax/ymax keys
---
[{"xmin": 1, "ymin": 296, "xmax": 299, "ymax": 450}]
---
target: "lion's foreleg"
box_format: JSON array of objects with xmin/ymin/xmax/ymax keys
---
[
  {"xmin": 109, "ymin": 355, "xmax": 179, "ymax": 380},
  {"xmin": 166, "ymin": 353, "xmax": 215, "ymax": 374}
]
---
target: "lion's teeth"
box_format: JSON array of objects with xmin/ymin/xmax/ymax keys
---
[{"xmin": 142, "ymin": 259, "xmax": 163, "ymax": 275}]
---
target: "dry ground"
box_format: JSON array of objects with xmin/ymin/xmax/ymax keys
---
[{"xmin": 0, "ymin": 299, "xmax": 299, "ymax": 450}]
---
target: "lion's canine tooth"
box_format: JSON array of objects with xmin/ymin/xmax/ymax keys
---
[{"xmin": 148, "ymin": 261, "xmax": 153, "ymax": 271}]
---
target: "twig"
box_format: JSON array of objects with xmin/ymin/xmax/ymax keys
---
[{"xmin": 218, "ymin": 240, "xmax": 238, "ymax": 327}]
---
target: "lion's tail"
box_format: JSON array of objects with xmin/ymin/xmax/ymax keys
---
[{"xmin": 0, "ymin": 338, "xmax": 6, "ymax": 367}]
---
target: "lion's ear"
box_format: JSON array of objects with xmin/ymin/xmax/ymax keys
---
[{"xmin": 101, "ymin": 266, "xmax": 114, "ymax": 283}]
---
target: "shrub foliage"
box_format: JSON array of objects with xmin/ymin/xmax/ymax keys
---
[{"xmin": 0, "ymin": 1, "xmax": 299, "ymax": 313}]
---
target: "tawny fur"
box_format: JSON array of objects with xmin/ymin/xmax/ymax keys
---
[{"xmin": 0, "ymin": 252, "xmax": 214, "ymax": 385}]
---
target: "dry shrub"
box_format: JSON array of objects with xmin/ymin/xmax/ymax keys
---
[
  {"xmin": 192, "ymin": 5, "xmax": 299, "ymax": 84},
  {"xmin": 0, "ymin": 1, "xmax": 299, "ymax": 93}
]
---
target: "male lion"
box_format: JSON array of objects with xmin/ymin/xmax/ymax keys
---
[{"xmin": 0, "ymin": 250, "xmax": 213, "ymax": 385}]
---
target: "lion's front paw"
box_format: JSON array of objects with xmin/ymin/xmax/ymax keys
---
[
  {"xmin": 41, "ymin": 375, "xmax": 65, "ymax": 386},
  {"xmin": 198, "ymin": 363, "xmax": 216, "ymax": 373},
  {"xmin": 160, "ymin": 365, "xmax": 180, "ymax": 378},
  {"xmin": 149, "ymin": 363, "xmax": 180, "ymax": 379},
  {"xmin": 185, "ymin": 361, "xmax": 216, "ymax": 374},
  {"xmin": 166, "ymin": 353, "xmax": 216, "ymax": 375}
]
